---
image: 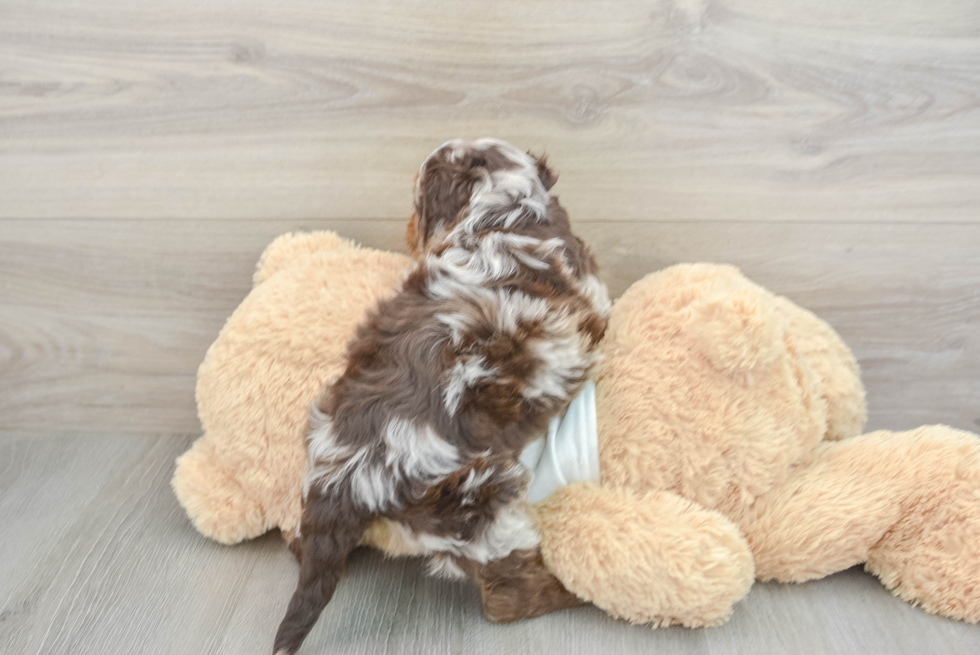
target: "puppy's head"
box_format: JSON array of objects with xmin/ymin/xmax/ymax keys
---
[{"xmin": 408, "ymin": 138, "xmax": 557, "ymax": 256}]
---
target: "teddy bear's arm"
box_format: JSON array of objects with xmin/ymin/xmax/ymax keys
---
[
  {"xmin": 739, "ymin": 425, "xmax": 980, "ymax": 623},
  {"xmin": 535, "ymin": 482, "xmax": 754, "ymax": 628}
]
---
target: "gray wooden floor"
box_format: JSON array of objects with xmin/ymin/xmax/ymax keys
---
[
  {"xmin": 2, "ymin": 0, "xmax": 979, "ymax": 653},
  {"xmin": 0, "ymin": 432, "xmax": 978, "ymax": 655}
]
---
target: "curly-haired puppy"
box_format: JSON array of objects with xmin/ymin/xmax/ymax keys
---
[{"xmin": 273, "ymin": 138, "xmax": 611, "ymax": 655}]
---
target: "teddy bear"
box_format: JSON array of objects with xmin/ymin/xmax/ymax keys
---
[{"xmin": 172, "ymin": 230, "xmax": 980, "ymax": 627}]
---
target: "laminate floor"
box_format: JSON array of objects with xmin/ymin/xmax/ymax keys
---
[
  {"xmin": 2, "ymin": 0, "xmax": 979, "ymax": 652},
  {"xmin": 1, "ymin": 432, "xmax": 978, "ymax": 655}
]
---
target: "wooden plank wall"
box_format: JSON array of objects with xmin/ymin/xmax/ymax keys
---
[{"xmin": 1, "ymin": 0, "xmax": 978, "ymax": 435}]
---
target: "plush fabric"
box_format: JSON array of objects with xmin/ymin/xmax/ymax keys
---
[
  {"xmin": 173, "ymin": 231, "xmax": 410, "ymax": 545},
  {"xmin": 172, "ymin": 231, "xmax": 980, "ymax": 626}
]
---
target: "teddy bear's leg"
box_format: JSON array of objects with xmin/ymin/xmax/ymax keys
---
[
  {"xmin": 738, "ymin": 425, "xmax": 980, "ymax": 622},
  {"xmin": 253, "ymin": 231, "xmax": 351, "ymax": 286},
  {"xmin": 536, "ymin": 482, "xmax": 754, "ymax": 628},
  {"xmin": 171, "ymin": 436, "xmax": 268, "ymax": 545}
]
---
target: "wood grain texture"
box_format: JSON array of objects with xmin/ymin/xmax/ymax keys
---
[
  {"xmin": 1, "ymin": 219, "xmax": 978, "ymax": 434},
  {"xmin": 2, "ymin": 2, "xmax": 979, "ymax": 653},
  {"xmin": 0, "ymin": 432, "xmax": 978, "ymax": 655},
  {"xmin": 1, "ymin": 0, "xmax": 979, "ymax": 221}
]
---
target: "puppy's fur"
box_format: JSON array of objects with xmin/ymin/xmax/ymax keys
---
[{"xmin": 273, "ymin": 139, "xmax": 610, "ymax": 654}]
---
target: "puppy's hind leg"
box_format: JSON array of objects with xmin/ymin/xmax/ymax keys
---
[
  {"xmin": 457, "ymin": 548, "xmax": 584, "ymax": 624},
  {"xmin": 272, "ymin": 490, "xmax": 374, "ymax": 655}
]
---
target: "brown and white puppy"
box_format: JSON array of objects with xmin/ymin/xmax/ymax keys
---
[{"xmin": 273, "ymin": 138, "xmax": 611, "ymax": 655}]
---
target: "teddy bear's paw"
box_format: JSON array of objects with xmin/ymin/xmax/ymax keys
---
[
  {"xmin": 536, "ymin": 483, "xmax": 754, "ymax": 628},
  {"xmin": 171, "ymin": 437, "xmax": 268, "ymax": 545},
  {"xmin": 864, "ymin": 426, "xmax": 980, "ymax": 623}
]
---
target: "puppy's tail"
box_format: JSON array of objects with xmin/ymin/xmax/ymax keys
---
[{"xmin": 272, "ymin": 488, "xmax": 374, "ymax": 655}]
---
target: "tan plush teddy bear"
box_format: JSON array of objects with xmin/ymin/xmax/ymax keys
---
[{"xmin": 172, "ymin": 230, "xmax": 980, "ymax": 627}]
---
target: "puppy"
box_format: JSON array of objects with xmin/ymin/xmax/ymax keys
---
[{"xmin": 273, "ymin": 138, "xmax": 610, "ymax": 654}]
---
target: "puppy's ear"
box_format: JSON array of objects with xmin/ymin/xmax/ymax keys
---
[
  {"xmin": 531, "ymin": 153, "xmax": 558, "ymax": 191},
  {"xmin": 414, "ymin": 158, "xmax": 475, "ymax": 249}
]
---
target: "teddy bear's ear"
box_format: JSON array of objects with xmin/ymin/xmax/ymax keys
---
[
  {"xmin": 253, "ymin": 231, "xmax": 349, "ymax": 287},
  {"xmin": 686, "ymin": 287, "xmax": 784, "ymax": 378},
  {"xmin": 172, "ymin": 437, "xmax": 268, "ymax": 544}
]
